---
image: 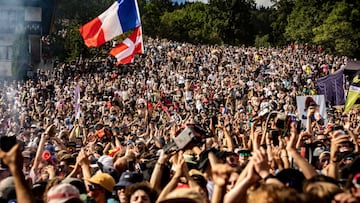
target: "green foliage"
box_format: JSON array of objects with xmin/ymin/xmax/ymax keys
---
[
  {"xmin": 254, "ymin": 34, "xmax": 271, "ymax": 48},
  {"xmin": 160, "ymin": 3, "xmax": 222, "ymax": 44},
  {"xmin": 285, "ymin": 0, "xmax": 319, "ymax": 42},
  {"xmin": 140, "ymin": 0, "xmax": 176, "ymax": 38},
  {"xmin": 50, "ymin": 0, "xmax": 360, "ymax": 62},
  {"xmin": 270, "ymin": 0, "xmax": 295, "ymax": 45},
  {"xmin": 63, "ymin": 19, "xmax": 87, "ymax": 62},
  {"xmin": 55, "ymin": 0, "xmax": 114, "ymax": 23},
  {"xmin": 313, "ymin": 1, "xmax": 359, "ymax": 56},
  {"xmin": 209, "ymin": 0, "xmax": 256, "ymax": 45}
]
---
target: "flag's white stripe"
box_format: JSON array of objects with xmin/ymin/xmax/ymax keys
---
[
  {"xmin": 115, "ymin": 39, "xmax": 135, "ymax": 60},
  {"xmin": 99, "ymin": 1, "xmax": 123, "ymax": 41}
]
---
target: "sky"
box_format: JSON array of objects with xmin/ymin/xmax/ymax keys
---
[
  {"xmin": 255, "ymin": 0, "xmax": 272, "ymax": 7},
  {"xmin": 172, "ymin": 0, "xmax": 273, "ymax": 7}
]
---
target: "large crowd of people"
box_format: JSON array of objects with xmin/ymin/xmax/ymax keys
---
[{"xmin": 0, "ymin": 38, "xmax": 359, "ymax": 203}]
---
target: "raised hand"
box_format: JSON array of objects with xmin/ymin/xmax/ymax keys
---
[
  {"xmin": 251, "ymin": 148, "xmax": 270, "ymax": 179},
  {"xmin": 330, "ymin": 130, "xmax": 350, "ymax": 162},
  {"xmin": 173, "ymin": 151, "xmax": 186, "ymax": 179},
  {"xmin": 0, "ymin": 144, "xmax": 23, "ymax": 171},
  {"xmin": 245, "ymin": 160, "xmax": 261, "ymax": 183},
  {"xmin": 208, "ymin": 152, "xmax": 234, "ymax": 187},
  {"xmin": 45, "ymin": 124, "xmax": 57, "ymax": 137},
  {"xmin": 158, "ymin": 150, "xmax": 169, "ymax": 165},
  {"xmin": 77, "ymin": 148, "xmax": 90, "ymax": 166},
  {"xmin": 286, "ymin": 123, "xmax": 298, "ymax": 151}
]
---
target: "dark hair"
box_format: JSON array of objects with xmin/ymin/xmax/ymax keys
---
[
  {"xmin": 105, "ymin": 190, "xmax": 113, "ymax": 199},
  {"xmin": 125, "ymin": 182, "xmax": 158, "ymax": 203}
]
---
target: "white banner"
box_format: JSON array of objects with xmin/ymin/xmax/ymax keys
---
[{"xmin": 296, "ymin": 95, "xmax": 327, "ymax": 128}]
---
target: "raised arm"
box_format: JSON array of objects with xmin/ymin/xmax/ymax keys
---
[
  {"xmin": 150, "ymin": 150, "xmax": 168, "ymax": 191},
  {"xmin": 328, "ymin": 131, "xmax": 350, "ymax": 179},
  {"xmin": 31, "ymin": 124, "xmax": 56, "ymax": 181},
  {"xmin": 0, "ymin": 144, "xmax": 36, "ymax": 203},
  {"xmin": 286, "ymin": 125, "xmax": 317, "ymax": 179},
  {"xmin": 224, "ymin": 161, "xmax": 260, "ymax": 203},
  {"xmin": 208, "ymin": 152, "xmax": 234, "ymax": 203},
  {"xmin": 157, "ymin": 151, "xmax": 184, "ymax": 201}
]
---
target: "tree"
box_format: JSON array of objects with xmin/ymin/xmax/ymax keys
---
[
  {"xmin": 270, "ymin": 0, "xmax": 295, "ymax": 45},
  {"xmin": 63, "ymin": 19, "xmax": 89, "ymax": 61},
  {"xmin": 313, "ymin": 1, "xmax": 359, "ymax": 56},
  {"xmin": 285, "ymin": 0, "xmax": 319, "ymax": 42},
  {"xmin": 50, "ymin": 0, "xmax": 115, "ymax": 62},
  {"xmin": 209, "ymin": 0, "xmax": 256, "ymax": 45},
  {"xmin": 160, "ymin": 3, "xmax": 222, "ymax": 44},
  {"xmin": 140, "ymin": 0, "xmax": 176, "ymax": 38},
  {"xmin": 54, "ymin": 0, "xmax": 114, "ymax": 23},
  {"xmin": 254, "ymin": 34, "xmax": 271, "ymax": 48}
]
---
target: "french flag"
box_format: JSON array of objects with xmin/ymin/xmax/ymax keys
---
[
  {"xmin": 109, "ymin": 26, "xmax": 144, "ymax": 64},
  {"xmin": 220, "ymin": 106, "xmax": 227, "ymax": 114},
  {"xmin": 79, "ymin": 0, "xmax": 141, "ymax": 47}
]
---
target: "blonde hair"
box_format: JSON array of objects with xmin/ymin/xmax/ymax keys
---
[
  {"xmin": 247, "ymin": 183, "xmax": 305, "ymax": 203},
  {"xmin": 304, "ymin": 181, "xmax": 343, "ymax": 203}
]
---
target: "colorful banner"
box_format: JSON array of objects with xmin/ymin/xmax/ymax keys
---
[
  {"xmin": 344, "ymin": 71, "xmax": 360, "ymax": 112},
  {"xmin": 317, "ymin": 69, "xmax": 344, "ymax": 105}
]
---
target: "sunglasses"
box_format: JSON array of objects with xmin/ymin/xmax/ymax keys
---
[
  {"xmin": 239, "ymin": 152, "xmax": 251, "ymax": 157},
  {"xmin": 88, "ymin": 184, "xmax": 103, "ymax": 191},
  {"xmin": 345, "ymin": 157, "xmax": 354, "ymax": 161}
]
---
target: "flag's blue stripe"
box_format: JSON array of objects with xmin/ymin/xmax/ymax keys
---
[{"xmin": 117, "ymin": 0, "xmax": 141, "ymax": 32}]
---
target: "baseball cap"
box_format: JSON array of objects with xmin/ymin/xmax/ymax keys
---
[
  {"xmin": 313, "ymin": 147, "xmax": 326, "ymax": 157},
  {"xmin": 114, "ymin": 171, "xmax": 143, "ymax": 189},
  {"xmin": 97, "ymin": 155, "xmax": 113, "ymax": 169},
  {"xmin": 198, "ymin": 148, "xmax": 220, "ymax": 171},
  {"xmin": 84, "ymin": 173, "xmax": 115, "ymax": 192},
  {"xmin": 236, "ymin": 149, "xmax": 251, "ymax": 157},
  {"xmin": 0, "ymin": 177, "xmax": 16, "ymax": 201},
  {"xmin": 46, "ymin": 183, "xmax": 82, "ymax": 203},
  {"xmin": 64, "ymin": 118, "xmax": 71, "ymax": 124},
  {"xmin": 61, "ymin": 178, "xmax": 87, "ymax": 194},
  {"xmin": 22, "ymin": 150, "xmax": 34, "ymax": 159},
  {"xmin": 96, "ymin": 156, "xmax": 120, "ymax": 183}
]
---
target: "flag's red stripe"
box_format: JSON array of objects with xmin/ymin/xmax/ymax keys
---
[
  {"xmin": 109, "ymin": 43, "xmax": 129, "ymax": 56},
  {"xmin": 79, "ymin": 18, "xmax": 106, "ymax": 47}
]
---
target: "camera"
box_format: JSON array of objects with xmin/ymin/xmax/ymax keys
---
[
  {"xmin": 164, "ymin": 124, "xmax": 213, "ymax": 153},
  {"xmin": 274, "ymin": 113, "xmax": 301, "ymax": 133},
  {"xmin": 270, "ymin": 130, "xmax": 280, "ymax": 146},
  {"xmin": 0, "ymin": 136, "xmax": 17, "ymax": 168}
]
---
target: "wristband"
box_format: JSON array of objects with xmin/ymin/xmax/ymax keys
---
[{"xmin": 156, "ymin": 162, "xmax": 165, "ymax": 166}]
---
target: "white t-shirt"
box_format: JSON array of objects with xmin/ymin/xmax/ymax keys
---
[{"xmin": 185, "ymin": 90, "xmax": 193, "ymax": 101}]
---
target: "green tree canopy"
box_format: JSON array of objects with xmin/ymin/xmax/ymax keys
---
[
  {"xmin": 50, "ymin": 0, "xmax": 360, "ymax": 62},
  {"xmin": 313, "ymin": 1, "xmax": 359, "ymax": 56},
  {"xmin": 160, "ymin": 2, "xmax": 222, "ymax": 44}
]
